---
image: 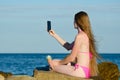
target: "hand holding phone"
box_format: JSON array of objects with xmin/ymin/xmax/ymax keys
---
[{"xmin": 47, "ymin": 21, "xmax": 51, "ymax": 32}]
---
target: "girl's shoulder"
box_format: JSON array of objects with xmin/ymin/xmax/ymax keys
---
[
  {"xmin": 77, "ymin": 31, "xmax": 88, "ymax": 38},
  {"xmin": 76, "ymin": 32, "xmax": 89, "ymax": 42}
]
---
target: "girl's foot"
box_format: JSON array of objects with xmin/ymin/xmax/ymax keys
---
[{"xmin": 47, "ymin": 59, "xmax": 54, "ymax": 70}]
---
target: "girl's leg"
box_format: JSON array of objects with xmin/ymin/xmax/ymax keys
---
[
  {"xmin": 53, "ymin": 65, "xmax": 85, "ymax": 77},
  {"xmin": 47, "ymin": 59, "xmax": 61, "ymax": 70}
]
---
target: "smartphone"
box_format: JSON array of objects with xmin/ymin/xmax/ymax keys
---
[{"xmin": 47, "ymin": 21, "xmax": 51, "ymax": 32}]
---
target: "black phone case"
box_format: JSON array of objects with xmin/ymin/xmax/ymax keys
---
[{"xmin": 47, "ymin": 21, "xmax": 51, "ymax": 32}]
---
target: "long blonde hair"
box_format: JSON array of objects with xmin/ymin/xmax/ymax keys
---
[{"xmin": 74, "ymin": 11, "xmax": 100, "ymax": 76}]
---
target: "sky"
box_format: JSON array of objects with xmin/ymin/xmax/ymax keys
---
[{"xmin": 0, "ymin": 0, "xmax": 120, "ymax": 53}]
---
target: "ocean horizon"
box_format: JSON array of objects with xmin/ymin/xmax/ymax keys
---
[{"xmin": 0, "ymin": 53, "xmax": 120, "ymax": 76}]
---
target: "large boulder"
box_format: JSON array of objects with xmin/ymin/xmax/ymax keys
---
[
  {"xmin": 33, "ymin": 69, "xmax": 96, "ymax": 80},
  {"xmin": 98, "ymin": 62, "xmax": 119, "ymax": 80}
]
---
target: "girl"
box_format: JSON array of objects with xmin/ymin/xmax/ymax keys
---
[{"xmin": 48, "ymin": 11, "xmax": 100, "ymax": 78}]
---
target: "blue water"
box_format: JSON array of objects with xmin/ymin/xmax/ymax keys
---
[{"xmin": 0, "ymin": 53, "xmax": 120, "ymax": 76}]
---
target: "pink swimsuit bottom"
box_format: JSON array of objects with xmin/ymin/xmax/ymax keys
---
[
  {"xmin": 74, "ymin": 64, "xmax": 90, "ymax": 78},
  {"xmin": 74, "ymin": 52, "xmax": 92, "ymax": 78}
]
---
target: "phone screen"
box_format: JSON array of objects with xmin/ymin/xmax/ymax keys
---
[{"xmin": 47, "ymin": 21, "xmax": 51, "ymax": 32}]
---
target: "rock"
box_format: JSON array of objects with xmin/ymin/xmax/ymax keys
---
[
  {"xmin": 0, "ymin": 71, "xmax": 12, "ymax": 78},
  {"xmin": 0, "ymin": 74, "xmax": 5, "ymax": 80},
  {"xmin": 6, "ymin": 75, "xmax": 36, "ymax": 80},
  {"xmin": 98, "ymin": 62, "xmax": 119, "ymax": 80},
  {"xmin": 33, "ymin": 69, "xmax": 94, "ymax": 80},
  {"xmin": 119, "ymin": 72, "xmax": 120, "ymax": 77}
]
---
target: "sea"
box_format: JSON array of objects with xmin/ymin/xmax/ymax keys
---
[{"xmin": 0, "ymin": 53, "xmax": 120, "ymax": 76}]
